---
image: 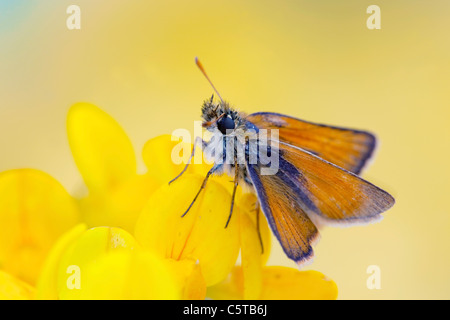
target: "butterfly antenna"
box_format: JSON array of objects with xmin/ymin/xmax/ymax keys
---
[{"xmin": 195, "ymin": 57, "xmax": 224, "ymax": 105}]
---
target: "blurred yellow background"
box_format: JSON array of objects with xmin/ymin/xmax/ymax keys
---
[{"xmin": 1, "ymin": 1, "xmax": 449, "ymax": 299}]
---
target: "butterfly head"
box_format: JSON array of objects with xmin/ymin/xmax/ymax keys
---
[{"xmin": 201, "ymin": 96, "xmax": 240, "ymax": 134}]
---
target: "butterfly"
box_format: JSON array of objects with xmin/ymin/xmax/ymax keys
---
[{"xmin": 170, "ymin": 57, "xmax": 395, "ymax": 266}]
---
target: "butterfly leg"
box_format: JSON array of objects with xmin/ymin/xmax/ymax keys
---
[
  {"xmin": 181, "ymin": 164, "xmax": 221, "ymax": 218},
  {"xmin": 225, "ymin": 159, "xmax": 239, "ymax": 228},
  {"xmin": 169, "ymin": 136, "xmax": 206, "ymax": 185},
  {"xmin": 255, "ymin": 202, "xmax": 264, "ymax": 254}
]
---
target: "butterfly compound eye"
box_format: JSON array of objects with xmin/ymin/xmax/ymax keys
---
[{"xmin": 217, "ymin": 116, "xmax": 235, "ymax": 134}]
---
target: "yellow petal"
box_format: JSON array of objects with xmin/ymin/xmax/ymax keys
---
[
  {"xmin": 35, "ymin": 224, "xmax": 87, "ymax": 300},
  {"xmin": 206, "ymin": 267, "xmax": 244, "ymax": 300},
  {"xmin": 36, "ymin": 225, "xmax": 136, "ymax": 299},
  {"xmin": 207, "ymin": 266, "xmax": 338, "ymax": 300},
  {"xmin": 259, "ymin": 267, "xmax": 338, "ymax": 300},
  {"xmin": 142, "ymin": 134, "xmax": 211, "ymax": 185},
  {"xmin": 78, "ymin": 174, "xmax": 160, "ymax": 232},
  {"xmin": 57, "ymin": 226, "xmax": 136, "ymax": 299},
  {"xmin": 238, "ymin": 210, "xmax": 263, "ymax": 299},
  {"xmin": 237, "ymin": 192, "xmax": 271, "ymax": 265},
  {"xmin": 0, "ymin": 270, "xmax": 35, "ymax": 300},
  {"xmin": 67, "ymin": 102, "xmax": 137, "ymax": 194},
  {"xmin": 80, "ymin": 251, "xmax": 180, "ymax": 300},
  {"xmin": 221, "ymin": 192, "xmax": 269, "ymax": 300},
  {"xmin": 164, "ymin": 259, "xmax": 206, "ymax": 300},
  {"xmin": 135, "ymin": 173, "xmax": 240, "ymax": 286},
  {"xmin": 0, "ymin": 169, "xmax": 80, "ymax": 285}
]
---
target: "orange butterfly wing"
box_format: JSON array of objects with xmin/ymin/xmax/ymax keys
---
[
  {"xmin": 246, "ymin": 112, "xmax": 376, "ymax": 174},
  {"xmin": 277, "ymin": 142, "xmax": 395, "ymax": 225},
  {"xmin": 246, "ymin": 163, "xmax": 319, "ymax": 265}
]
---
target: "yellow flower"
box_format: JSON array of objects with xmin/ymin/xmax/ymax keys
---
[
  {"xmin": 36, "ymin": 224, "xmax": 182, "ymax": 299},
  {"xmin": 0, "ymin": 169, "xmax": 80, "ymax": 285}
]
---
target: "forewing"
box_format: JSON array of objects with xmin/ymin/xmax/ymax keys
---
[
  {"xmin": 246, "ymin": 163, "xmax": 319, "ymax": 266},
  {"xmin": 246, "ymin": 112, "xmax": 376, "ymax": 174}
]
